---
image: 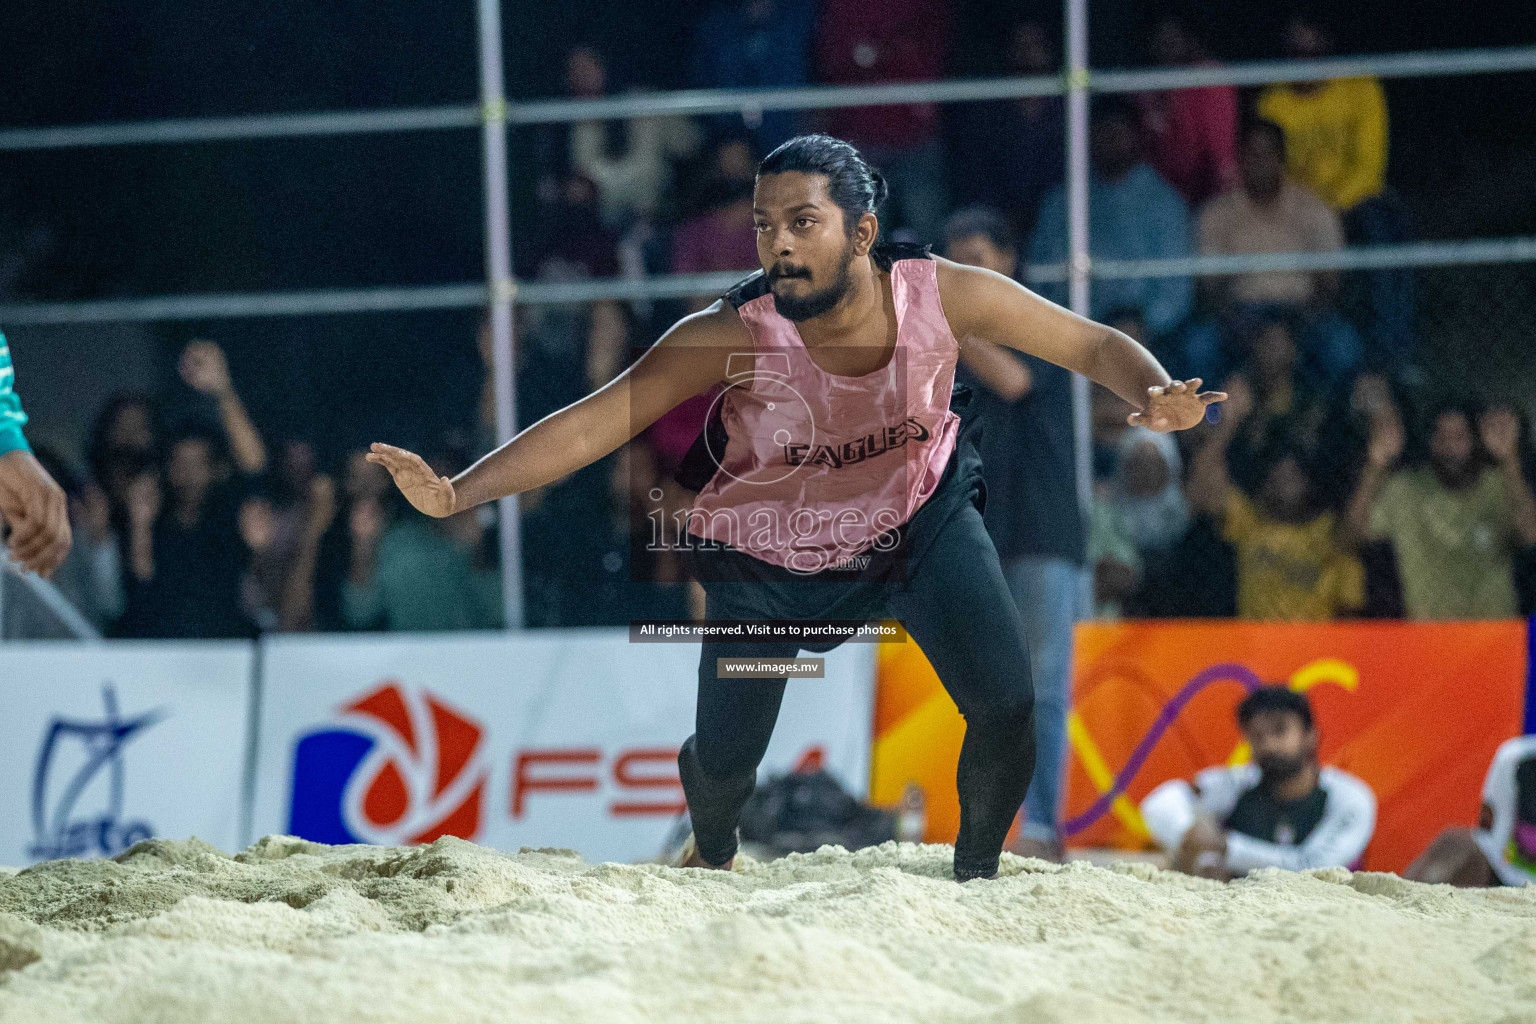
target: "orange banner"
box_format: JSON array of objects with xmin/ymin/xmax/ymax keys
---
[{"xmin": 871, "ymin": 620, "xmax": 1528, "ymax": 874}]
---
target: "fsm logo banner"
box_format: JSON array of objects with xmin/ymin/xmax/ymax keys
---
[
  {"xmin": 288, "ymin": 681, "xmax": 489, "ymax": 846},
  {"xmin": 252, "ymin": 633, "xmax": 874, "ymax": 864},
  {"xmin": 0, "ymin": 642, "xmax": 254, "ymax": 866}
]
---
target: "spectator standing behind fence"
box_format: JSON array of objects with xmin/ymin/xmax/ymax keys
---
[
  {"xmin": 86, "ymin": 393, "xmax": 160, "ymax": 531},
  {"xmin": 343, "ymin": 449, "xmax": 503, "ymax": 632},
  {"xmin": 1135, "ymin": 14, "xmax": 1238, "ymax": 208},
  {"xmin": 1030, "ymin": 97, "xmax": 1193, "ymax": 344},
  {"xmin": 115, "ymin": 341, "xmax": 268, "ymax": 638},
  {"xmin": 239, "ymin": 471, "xmax": 338, "ymax": 633},
  {"xmin": 1187, "ymin": 119, "xmax": 1362, "ymax": 385},
  {"xmin": 948, "ymin": 22, "xmax": 1064, "ymax": 244},
  {"xmin": 1090, "ymin": 426, "xmax": 1191, "ymax": 618},
  {"xmin": 1345, "ymin": 401, "xmax": 1536, "ymax": 620},
  {"xmin": 1259, "ymin": 14, "xmax": 1413, "ymax": 369},
  {"xmin": 689, "ymin": 0, "xmax": 815, "ymax": 154},
  {"xmin": 309, "ymin": 450, "xmax": 395, "ymax": 632},
  {"xmin": 561, "ymin": 45, "xmax": 701, "ymax": 232},
  {"xmin": 1216, "ymin": 317, "xmax": 1328, "ymax": 499},
  {"xmin": 813, "ymin": 0, "xmax": 951, "ymax": 243},
  {"xmin": 943, "ymin": 207, "xmax": 1089, "ymax": 862},
  {"xmin": 1189, "ymin": 377, "xmax": 1364, "ymax": 621},
  {"xmin": 671, "ymin": 135, "xmax": 762, "ymax": 311}
]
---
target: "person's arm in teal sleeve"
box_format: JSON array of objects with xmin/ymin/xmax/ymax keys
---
[
  {"xmin": 0, "ymin": 331, "xmax": 31, "ymax": 455},
  {"xmin": 0, "ymin": 330, "xmax": 72, "ymax": 577}
]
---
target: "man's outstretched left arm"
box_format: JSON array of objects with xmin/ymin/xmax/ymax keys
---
[{"xmin": 934, "ymin": 256, "xmax": 1224, "ymax": 432}]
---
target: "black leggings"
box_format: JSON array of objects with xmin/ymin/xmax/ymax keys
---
[{"xmin": 677, "ymin": 500, "xmax": 1037, "ymax": 881}]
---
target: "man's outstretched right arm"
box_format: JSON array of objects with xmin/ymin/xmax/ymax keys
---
[{"xmin": 370, "ymin": 303, "xmax": 748, "ymax": 517}]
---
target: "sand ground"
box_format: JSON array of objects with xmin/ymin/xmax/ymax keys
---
[{"xmin": 2, "ymin": 835, "xmax": 1536, "ymax": 1024}]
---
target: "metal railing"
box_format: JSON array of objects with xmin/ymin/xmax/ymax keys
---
[
  {"xmin": 3, "ymin": 24, "xmax": 1534, "ymax": 628},
  {"xmin": 4, "ymin": 47, "xmax": 1534, "ymax": 151},
  {"xmin": 0, "ymin": 556, "xmax": 101, "ymax": 641}
]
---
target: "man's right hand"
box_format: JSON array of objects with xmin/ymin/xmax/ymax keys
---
[
  {"xmin": 0, "ymin": 449, "xmax": 72, "ymax": 578},
  {"xmin": 366, "ymin": 443, "xmax": 457, "ymax": 518}
]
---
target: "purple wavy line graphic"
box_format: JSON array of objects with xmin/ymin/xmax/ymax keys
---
[{"xmin": 1062, "ymin": 663, "xmax": 1264, "ymax": 837}]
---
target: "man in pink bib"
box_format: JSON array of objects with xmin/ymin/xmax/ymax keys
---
[{"xmin": 370, "ymin": 134, "xmax": 1223, "ymax": 882}]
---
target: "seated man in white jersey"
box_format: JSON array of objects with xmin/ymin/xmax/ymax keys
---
[
  {"xmin": 367, "ymin": 134, "xmax": 1225, "ymax": 882},
  {"xmin": 1406, "ymin": 735, "xmax": 1536, "ymax": 887},
  {"xmin": 1141, "ymin": 686, "xmax": 1376, "ymax": 879}
]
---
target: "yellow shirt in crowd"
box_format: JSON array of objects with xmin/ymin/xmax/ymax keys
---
[
  {"xmin": 1257, "ymin": 77, "xmax": 1388, "ymax": 212},
  {"xmin": 1223, "ymin": 488, "xmax": 1364, "ymax": 621}
]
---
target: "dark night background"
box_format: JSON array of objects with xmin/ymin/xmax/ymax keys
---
[{"xmin": 0, "ymin": 0, "xmax": 1533, "ymax": 461}]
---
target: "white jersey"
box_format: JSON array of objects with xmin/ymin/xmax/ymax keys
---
[
  {"xmin": 1472, "ymin": 735, "xmax": 1536, "ymax": 887},
  {"xmin": 1140, "ymin": 763, "xmax": 1377, "ymax": 873}
]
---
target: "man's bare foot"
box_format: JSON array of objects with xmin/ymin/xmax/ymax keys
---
[
  {"xmin": 675, "ymin": 833, "xmax": 734, "ymax": 870},
  {"xmin": 680, "ymin": 847, "xmax": 735, "ymax": 870}
]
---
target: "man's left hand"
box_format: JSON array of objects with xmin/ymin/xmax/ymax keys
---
[
  {"xmin": 0, "ymin": 449, "xmax": 72, "ymax": 578},
  {"xmin": 1129, "ymin": 378, "xmax": 1227, "ymax": 433}
]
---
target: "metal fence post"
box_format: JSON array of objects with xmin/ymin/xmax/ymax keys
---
[
  {"xmin": 1065, "ymin": 0, "xmax": 1094, "ymax": 544},
  {"xmin": 477, "ymin": 0, "xmax": 524, "ymax": 629}
]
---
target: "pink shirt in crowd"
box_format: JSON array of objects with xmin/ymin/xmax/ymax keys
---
[{"xmin": 1137, "ymin": 65, "xmax": 1239, "ymax": 206}]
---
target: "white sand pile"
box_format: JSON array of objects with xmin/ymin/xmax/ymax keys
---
[{"xmin": 3, "ymin": 837, "xmax": 1536, "ymax": 1024}]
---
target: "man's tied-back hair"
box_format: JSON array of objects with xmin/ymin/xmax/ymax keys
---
[{"xmin": 758, "ymin": 134, "xmax": 889, "ymax": 238}]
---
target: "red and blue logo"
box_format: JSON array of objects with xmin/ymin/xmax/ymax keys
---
[{"xmin": 288, "ymin": 681, "xmax": 487, "ymax": 846}]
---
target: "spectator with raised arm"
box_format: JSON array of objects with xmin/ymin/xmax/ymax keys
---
[
  {"xmin": 1189, "ymin": 377, "xmax": 1364, "ymax": 621},
  {"xmin": 1345, "ymin": 401, "xmax": 1536, "ymax": 620},
  {"xmin": 114, "ymin": 341, "xmax": 267, "ymax": 638}
]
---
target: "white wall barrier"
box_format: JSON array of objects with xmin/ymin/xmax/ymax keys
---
[
  {"xmin": 248, "ymin": 632, "xmax": 874, "ymax": 866},
  {"xmin": 0, "ymin": 641, "xmax": 254, "ymax": 867},
  {"xmin": 0, "ymin": 630, "xmax": 876, "ymax": 867}
]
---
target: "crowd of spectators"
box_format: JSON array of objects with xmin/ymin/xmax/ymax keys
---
[{"xmin": 18, "ymin": 6, "xmax": 1536, "ymax": 636}]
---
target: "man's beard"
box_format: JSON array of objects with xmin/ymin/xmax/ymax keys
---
[
  {"xmin": 1432, "ymin": 455, "xmax": 1479, "ymax": 490},
  {"xmin": 770, "ymin": 241, "xmax": 857, "ymax": 322},
  {"xmin": 1257, "ymin": 753, "xmax": 1308, "ymax": 789}
]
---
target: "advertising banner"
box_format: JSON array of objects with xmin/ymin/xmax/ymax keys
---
[
  {"xmin": 251, "ymin": 632, "xmax": 875, "ymax": 865},
  {"xmin": 872, "ymin": 621, "xmax": 1528, "ymax": 873},
  {"xmin": 1063, "ymin": 621, "xmax": 1526, "ymax": 872},
  {"xmin": 0, "ymin": 641, "xmax": 254, "ymax": 866}
]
